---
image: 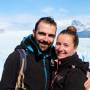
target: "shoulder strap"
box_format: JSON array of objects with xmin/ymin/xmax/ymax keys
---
[
  {"xmin": 17, "ymin": 49, "xmax": 27, "ymax": 72},
  {"xmin": 15, "ymin": 49, "xmax": 27, "ymax": 90}
]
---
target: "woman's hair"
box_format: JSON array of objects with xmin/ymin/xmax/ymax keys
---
[{"xmin": 58, "ymin": 26, "xmax": 79, "ymax": 47}]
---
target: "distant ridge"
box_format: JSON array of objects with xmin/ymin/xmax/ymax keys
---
[{"xmin": 78, "ymin": 30, "xmax": 90, "ymax": 38}]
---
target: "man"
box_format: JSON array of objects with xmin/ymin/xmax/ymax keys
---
[{"xmin": 0, "ymin": 17, "xmax": 57, "ymax": 90}]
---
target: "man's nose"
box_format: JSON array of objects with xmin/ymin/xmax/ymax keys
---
[{"xmin": 44, "ymin": 35, "xmax": 49, "ymax": 42}]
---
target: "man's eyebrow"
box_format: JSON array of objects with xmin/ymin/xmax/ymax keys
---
[
  {"xmin": 38, "ymin": 31, "xmax": 55, "ymax": 37},
  {"xmin": 38, "ymin": 31, "xmax": 46, "ymax": 35}
]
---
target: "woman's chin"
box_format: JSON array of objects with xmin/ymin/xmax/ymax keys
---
[{"xmin": 57, "ymin": 56, "xmax": 66, "ymax": 60}]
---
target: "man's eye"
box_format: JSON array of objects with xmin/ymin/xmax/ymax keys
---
[
  {"xmin": 49, "ymin": 34, "xmax": 55, "ymax": 38},
  {"xmin": 38, "ymin": 32, "xmax": 45, "ymax": 35}
]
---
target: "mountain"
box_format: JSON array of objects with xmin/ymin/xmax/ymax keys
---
[{"xmin": 71, "ymin": 20, "xmax": 90, "ymax": 38}]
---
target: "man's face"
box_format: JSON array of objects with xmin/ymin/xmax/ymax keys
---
[{"xmin": 33, "ymin": 21, "xmax": 56, "ymax": 51}]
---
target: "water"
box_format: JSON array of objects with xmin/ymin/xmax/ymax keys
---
[{"xmin": 0, "ymin": 31, "xmax": 90, "ymax": 80}]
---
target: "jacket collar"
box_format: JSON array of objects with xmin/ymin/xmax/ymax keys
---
[{"xmin": 59, "ymin": 53, "xmax": 89, "ymax": 73}]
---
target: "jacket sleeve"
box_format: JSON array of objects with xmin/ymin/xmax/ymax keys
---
[
  {"xmin": 64, "ymin": 68, "xmax": 87, "ymax": 90},
  {"xmin": 0, "ymin": 50, "xmax": 20, "ymax": 90}
]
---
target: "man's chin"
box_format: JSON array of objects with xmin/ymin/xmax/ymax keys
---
[
  {"xmin": 41, "ymin": 48, "xmax": 48, "ymax": 51},
  {"xmin": 40, "ymin": 46, "xmax": 48, "ymax": 51}
]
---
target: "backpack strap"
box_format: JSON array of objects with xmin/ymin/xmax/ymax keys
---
[
  {"xmin": 17, "ymin": 49, "xmax": 27, "ymax": 72},
  {"xmin": 15, "ymin": 49, "xmax": 27, "ymax": 90}
]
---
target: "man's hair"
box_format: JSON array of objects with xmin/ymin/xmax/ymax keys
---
[{"xmin": 34, "ymin": 17, "xmax": 57, "ymax": 31}]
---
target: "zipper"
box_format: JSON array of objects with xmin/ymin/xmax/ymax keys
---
[{"xmin": 43, "ymin": 56, "xmax": 47, "ymax": 90}]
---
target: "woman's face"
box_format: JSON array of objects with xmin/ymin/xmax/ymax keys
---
[{"xmin": 55, "ymin": 34, "xmax": 77, "ymax": 60}]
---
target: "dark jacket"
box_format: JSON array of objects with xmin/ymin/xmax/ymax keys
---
[
  {"xmin": 51, "ymin": 53, "xmax": 89, "ymax": 90},
  {"xmin": 0, "ymin": 34, "xmax": 56, "ymax": 90}
]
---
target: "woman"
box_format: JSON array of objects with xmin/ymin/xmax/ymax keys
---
[{"xmin": 51, "ymin": 26, "xmax": 89, "ymax": 90}]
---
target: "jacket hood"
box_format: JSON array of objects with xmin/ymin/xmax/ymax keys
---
[{"xmin": 15, "ymin": 34, "xmax": 57, "ymax": 61}]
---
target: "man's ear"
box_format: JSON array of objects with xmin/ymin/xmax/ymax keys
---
[{"xmin": 33, "ymin": 29, "xmax": 35, "ymax": 37}]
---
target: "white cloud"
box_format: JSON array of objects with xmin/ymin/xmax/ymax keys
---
[
  {"xmin": 11, "ymin": 14, "xmax": 36, "ymax": 23},
  {"xmin": 0, "ymin": 13, "xmax": 90, "ymax": 32},
  {"xmin": 0, "ymin": 14, "xmax": 37, "ymax": 31},
  {"xmin": 59, "ymin": 8, "xmax": 69, "ymax": 14},
  {"xmin": 41, "ymin": 7, "xmax": 54, "ymax": 14}
]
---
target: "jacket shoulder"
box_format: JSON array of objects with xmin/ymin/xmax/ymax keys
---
[{"xmin": 63, "ymin": 66, "xmax": 87, "ymax": 90}]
